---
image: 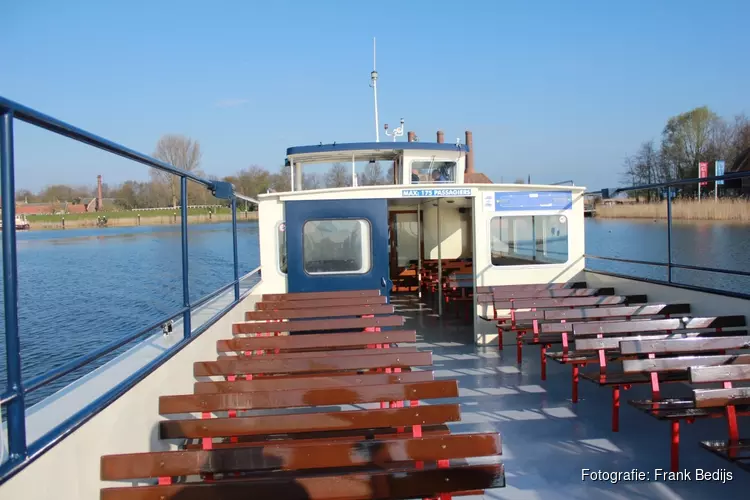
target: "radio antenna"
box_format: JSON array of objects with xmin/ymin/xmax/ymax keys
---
[{"xmin": 369, "ymin": 37, "xmax": 380, "ymax": 142}]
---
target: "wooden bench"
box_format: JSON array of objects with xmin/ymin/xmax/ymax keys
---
[
  {"xmin": 101, "ymin": 323, "xmax": 505, "ymax": 499},
  {"xmin": 256, "ymin": 295, "xmax": 388, "ymax": 311},
  {"xmin": 262, "ymin": 289, "xmax": 382, "ymax": 301},
  {"xmin": 525, "ymin": 303, "xmax": 691, "ymax": 379},
  {"xmin": 545, "ymin": 316, "xmax": 746, "ymax": 413},
  {"xmin": 475, "ymin": 281, "xmax": 587, "ymax": 295},
  {"xmin": 479, "ymin": 294, "xmax": 648, "ymax": 359},
  {"xmin": 689, "ymin": 364, "xmax": 750, "ymax": 472},
  {"xmin": 617, "ymin": 336, "xmax": 750, "ymax": 471}
]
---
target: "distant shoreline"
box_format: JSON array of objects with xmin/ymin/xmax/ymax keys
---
[
  {"xmin": 594, "ymin": 199, "xmax": 750, "ymax": 222},
  {"xmin": 21, "ymin": 212, "xmax": 258, "ymax": 230}
]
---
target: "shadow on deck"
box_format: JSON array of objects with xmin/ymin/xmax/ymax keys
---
[{"xmin": 391, "ymin": 293, "xmax": 747, "ymax": 500}]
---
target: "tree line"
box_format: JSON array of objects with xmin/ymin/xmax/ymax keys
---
[
  {"xmin": 621, "ymin": 106, "xmax": 750, "ymax": 197},
  {"xmin": 16, "ymin": 135, "xmax": 394, "ymax": 210}
]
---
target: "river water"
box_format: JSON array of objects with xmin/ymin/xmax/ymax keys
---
[
  {"xmin": 1, "ymin": 218, "xmax": 749, "ymax": 407},
  {"xmin": 0, "ymin": 222, "xmax": 260, "ymax": 406}
]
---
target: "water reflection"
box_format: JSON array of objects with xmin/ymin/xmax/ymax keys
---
[
  {"xmin": 585, "ymin": 218, "xmax": 750, "ymax": 294},
  {"xmin": 0, "ymin": 222, "xmax": 260, "ymax": 405}
]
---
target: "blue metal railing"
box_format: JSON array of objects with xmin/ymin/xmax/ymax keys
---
[
  {"xmin": 0, "ymin": 96, "xmax": 260, "ymax": 482},
  {"xmin": 585, "ymin": 169, "xmax": 750, "ymax": 298}
]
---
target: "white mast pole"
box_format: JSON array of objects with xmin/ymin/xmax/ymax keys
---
[{"xmin": 370, "ymin": 38, "xmax": 380, "ymax": 142}]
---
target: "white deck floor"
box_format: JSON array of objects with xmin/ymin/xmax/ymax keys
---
[{"xmin": 392, "ymin": 294, "xmax": 749, "ymax": 500}]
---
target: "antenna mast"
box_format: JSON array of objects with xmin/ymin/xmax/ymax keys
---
[{"xmin": 369, "ymin": 37, "xmax": 380, "ymax": 142}]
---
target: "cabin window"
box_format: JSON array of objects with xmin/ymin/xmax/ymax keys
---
[
  {"xmin": 490, "ymin": 215, "xmax": 568, "ymax": 266},
  {"xmin": 410, "ymin": 160, "xmax": 456, "ymax": 184},
  {"xmin": 277, "ymin": 222, "xmax": 287, "ymax": 274},
  {"xmin": 303, "ymin": 219, "xmax": 371, "ymax": 274}
]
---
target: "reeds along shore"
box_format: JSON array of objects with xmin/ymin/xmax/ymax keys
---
[
  {"xmin": 596, "ymin": 199, "xmax": 750, "ymax": 221},
  {"xmin": 26, "ymin": 212, "xmax": 258, "ymax": 230}
]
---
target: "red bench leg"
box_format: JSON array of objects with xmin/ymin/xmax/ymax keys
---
[
  {"xmin": 571, "ymin": 365, "xmax": 579, "ymax": 403},
  {"xmin": 540, "ymin": 344, "xmax": 547, "ymax": 381},
  {"xmin": 516, "ymin": 331, "xmax": 524, "ymax": 364},
  {"xmin": 612, "ymin": 385, "xmax": 620, "ymax": 432},
  {"xmin": 671, "ymin": 420, "xmax": 680, "ymax": 472}
]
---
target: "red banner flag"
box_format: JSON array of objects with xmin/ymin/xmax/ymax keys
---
[{"xmin": 699, "ymin": 162, "xmax": 708, "ymax": 186}]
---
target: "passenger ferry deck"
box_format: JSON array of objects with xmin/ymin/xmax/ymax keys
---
[{"xmin": 394, "ymin": 293, "xmax": 750, "ymax": 499}]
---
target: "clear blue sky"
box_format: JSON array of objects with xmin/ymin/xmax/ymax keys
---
[{"xmin": 2, "ymin": 0, "xmax": 748, "ymax": 192}]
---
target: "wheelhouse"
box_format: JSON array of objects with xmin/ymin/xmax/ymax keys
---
[{"xmin": 259, "ymin": 140, "xmax": 586, "ymax": 345}]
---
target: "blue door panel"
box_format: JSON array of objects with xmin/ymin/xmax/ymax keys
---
[{"xmin": 285, "ymin": 198, "xmax": 391, "ymax": 297}]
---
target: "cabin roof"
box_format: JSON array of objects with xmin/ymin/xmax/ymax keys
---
[{"xmin": 286, "ymin": 142, "xmax": 469, "ymax": 156}]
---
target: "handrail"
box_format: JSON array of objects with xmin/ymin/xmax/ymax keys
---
[
  {"xmin": 0, "ymin": 96, "xmax": 260, "ymax": 483},
  {"xmin": 585, "ymin": 169, "xmax": 750, "ymax": 294},
  {"xmin": 587, "ymin": 169, "xmax": 750, "ymax": 197}
]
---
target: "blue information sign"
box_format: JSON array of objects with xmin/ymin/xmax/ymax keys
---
[
  {"xmin": 401, "ymin": 188, "xmax": 473, "ymax": 197},
  {"xmin": 716, "ymin": 160, "xmax": 725, "ymax": 185},
  {"xmin": 492, "ymin": 191, "xmax": 572, "ymax": 211}
]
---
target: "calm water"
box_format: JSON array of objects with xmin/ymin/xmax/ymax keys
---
[
  {"xmin": 585, "ymin": 218, "xmax": 750, "ymax": 295},
  {"xmin": 1, "ymin": 218, "xmax": 749, "ymax": 408},
  {"xmin": 0, "ymin": 222, "xmax": 260, "ymax": 406}
]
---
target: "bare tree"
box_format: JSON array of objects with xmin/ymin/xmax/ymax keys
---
[
  {"xmin": 360, "ymin": 161, "xmax": 385, "ymax": 185},
  {"xmin": 303, "ymin": 172, "xmax": 322, "ymax": 190},
  {"xmin": 151, "ymin": 134, "xmax": 202, "ymax": 208},
  {"xmin": 325, "ymin": 163, "xmax": 351, "ymax": 188}
]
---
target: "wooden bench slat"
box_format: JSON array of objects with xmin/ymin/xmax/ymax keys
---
[
  {"xmin": 245, "ymin": 304, "xmax": 395, "ymax": 321},
  {"xmin": 262, "ymin": 289, "xmax": 381, "ymax": 301},
  {"xmin": 101, "ymin": 432, "xmax": 500, "ymax": 480},
  {"xmin": 493, "ymin": 295, "xmax": 647, "ymax": 310},
  {"xmin": 215, "ymin": 346, "xmax": 417, "ymax": 361},
  {"xmin": 194, "ymin": 371, "xmax": 433, "ymax": 394},
  {"xmin": 574, "ymin": 331, "xmax": 748, "ymax": 352},
  {"xmin": 572, "ymin": 316, "xmax": 746, "ymax": 336},
  {"xmin": 160, "ymin": 403, "xmax": 461, "ymax": 439},
  {"xmin": 256, "ymin": 296, "xmax": 387, "ymax": 310},
  {"xmin": 619, "ymin": 335, "xmax": 750, "ymax": 355},
  {"xmin": 623, "ymin": 353, "xmax": 750, "ymax": 373},
  {"xmin": 184, "ymin": 424, "xmax": 452, "ymax": 450},
  {"xmin": 491, "ymin": 287, "xmax": 613, "ymax": 299},
  {"xmin": 160, "ymin": 380, "xmax": 458, "ymax": 414},
  {"xmin": 544, "ymin": 303, "xmax": 690, "ymax": 321},
  {"xmin": 194, "ymin": 351, "xmax": 432, "ymax": 377},
  {"xmin": 100, "ymin": 463, "xmax": 505, "ymax": 500},
  {"xmin": 693, "ymin": 387, "xmax": 750, "ymax": 408},
  {"xmin": 690, "ymin": 364, "xmax": 750, "ymax": 384},
  {"xmin": 476, "ymin": 282, "xmax": 586, "ymax": 294},
  {"xmin": 233, "ymin": 315, "xmax": 405, "ymax": 335},
  {"xmin": 218, "ymin": 330, "xmax": 416, "ymax": 352}
]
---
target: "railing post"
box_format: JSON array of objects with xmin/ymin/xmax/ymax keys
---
[
  {"xmin": 231, "ymin": 197, "xmax": 240, "ymax": 301},
  {"xmin": 666, "ymin": 186, "xmax": 673, "ymax": 283},
  {"xmin": 180, "ymin": 176, "xmax": 191, "ymax": 339},
  {"xmin": 1, "ymin": 109, "xmax": 28, "ymax": 461}
]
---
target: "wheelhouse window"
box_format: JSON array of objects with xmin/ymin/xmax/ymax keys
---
[
  {"xmin": 410, "ymin": 160, "xmax": 456, "ymax": 184},
  {"xmin": 490, "ymin": 215, "xmax": 568, "ymax": 266},
  {"xmin": 303, "ymin": 219, "xmax": 371, "ymax": 274},
  {"xmin": 278, "ymin": 222, "xmax": 287, "ymax": 274}
]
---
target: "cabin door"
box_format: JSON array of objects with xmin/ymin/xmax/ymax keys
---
[{"xmin": 285, "ymin": 198, "xmax": 392, "ymax": 297}]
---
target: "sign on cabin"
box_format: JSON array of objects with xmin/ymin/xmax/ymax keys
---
[
  {"xmin": 487, "ymin": 191, "xmax": 573, "ymax": 211},
  {"xmin": 401, "ymin": 188, "xmax": 473, "ymax": 197}
]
